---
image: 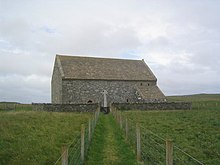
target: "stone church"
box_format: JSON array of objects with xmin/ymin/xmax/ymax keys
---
[{"xmin": 51, "ymin": 55, "xmax": 165, "ymax": 104}]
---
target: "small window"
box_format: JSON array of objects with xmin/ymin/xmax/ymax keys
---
[
  {"xmin": 87, "ymin": 100, "xmax": 93, "ymax": 103},
  {"xmin": 126, "ymin": 99, "xmax": 129, "ymax": 102},
  {"xmin": 140, "ymin": 83, "xmax": 143, "ymax": 86},
  {"xmin": 148, "ymin": 83, "xmax": 150, "ymax": 86}
]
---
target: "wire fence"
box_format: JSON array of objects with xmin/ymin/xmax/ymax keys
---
[
  {"xmin": 54, "ymin": 110, "xmax": 100, "ymax": 165},
  {"xmin": 112, "ymin": 108, "xmax": 204, "ymax": 165},
  {"xmin": 140, "ymin": 125, "xmax": 166, "ymax": 165},
  {"xmin": 173, "ymin": 145, "xmax": 204, "ymax": 165}
]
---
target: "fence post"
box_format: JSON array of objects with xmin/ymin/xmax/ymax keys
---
[
  {"xmin": 96, "ymin": 110, "xmax": 99, "ymax": 121},
  {"xmin": 94, "ymin": 112, "xmax": 97, "ymax": 125},
  {"xmin": 81, "ymin": 124, "xmax": 85, "ymax": 162},
  {"xmin": 88, "ymin": 118, "xmax": 91, "ymax": 143},
  {"xmin": 120, "ymin": 112, "xmax": 123, "ymax": 129},
  {"xmin": 136, "ymin": 123, "xmax": 141, "ymax": 161},
  {"xmin": 166, "ymin": 139, "xmax": 173, "ymax": 165},
  {"xmin": 115, "ymin": 111, "xmax": 118, "ymax": 122},
  {"xmin": 125, "ymin": 118, "xmax": 128, "ymax": 140},
  {"xmin": 61, "ymin": 145, "xmax": 68, "ymax": 165},
  {"xmin": 91, "ymin": 117, "xmax": 94, "ymax": 134}
]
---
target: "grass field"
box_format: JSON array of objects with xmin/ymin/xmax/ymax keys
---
[
  {"xmin": 0, "ymin": 103, "xmax": 32, "ymax": 111},
  {"xmin": 0, "ymin": 94, "xmax": 219, "ymax": 164},
  {"xmin": 167, "ymin": 93, "xmax": 220, "ymax": 102},
  {"xmin": 121, "ymin": 94, "xmax": 220, "ymax": 164},
  {"xmin": 0, "ymin": 110, "xmax": 92, "ymax": 165},
  {"xmin": 86, "ymin": 114, "xmax": 138, "ymax": 165}
]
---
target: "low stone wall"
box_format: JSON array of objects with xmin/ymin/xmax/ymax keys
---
[
  {"xmin": 32, "ymin": 103, "xmax": 99, "ymax": 112},
  {"xmin": 112, "ymin": 102, "xmax": 192, "ymax": 111}
]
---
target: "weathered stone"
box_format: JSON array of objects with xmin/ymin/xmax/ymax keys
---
[
  {"xmin": 32, "ymin": 103, "xmax": 99, "ymax": 112},
  {"xmin": 51, "ymin": 55, "xmax": 166, "ymax": 105},
  {"xmin": 112, "ymin": 102, "xmax": 192, "ymax": 111}
]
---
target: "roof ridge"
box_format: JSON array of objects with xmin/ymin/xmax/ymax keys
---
[{"xmin": 56, "ymin": 54, "xmax": 142, "ymax": 62}]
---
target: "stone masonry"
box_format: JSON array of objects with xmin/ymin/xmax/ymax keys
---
[
  {"xmin": 32, "ymin": 103, "xmax": 99, "ymax": 112},
  {"xmin": 61, "ymin": 80, "xmax": 165, "ymax": 105},
  {"xmin": 112, "ymin": 102, "xmax": 192, "ymax": 111},
  {"xmin": 51, "ymin": 55, "xmax": 166, "ymax": 105}
]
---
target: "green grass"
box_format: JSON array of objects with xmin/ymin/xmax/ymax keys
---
[
  {"xmin": 0, "ymin": 110, "xmax": 92, "ymax": 165},
  {"xmin": 167, "ymin": 93, "xmax": 220, "ymax": 102},
  {"xmin": 0, "ymin": 103, "xmax": 32, "ymax": 111},
  {"xmin": 86, "ymin": 114, "xmax": 139, "ymax": 165},
  {"xmin": 1, "ymin": 94, "xmax": 219, "ymax": 164},
  {"xmin": 121, "ymin": 94, "xmax": 220, "ymax": 165}
]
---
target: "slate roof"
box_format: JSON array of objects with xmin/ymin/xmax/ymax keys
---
[
  {"xmin": 56, "ymin": 55, "xmax": 157, "ymax": 81},
  {"xmin": 135, "ymin": 85, "xmax": 165, "ymax": 99}
]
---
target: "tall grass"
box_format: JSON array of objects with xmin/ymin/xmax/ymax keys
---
[
  {"xmin": 0, "ymin": 103, "xmax": 32, "ymax": 111},
  {"xmin": 0, "ymin": 110, "xmax": 92, "ymax": 164},
  {"xmin": 121, "ymin": 94, "xmax": 220, "ymax": 164}
]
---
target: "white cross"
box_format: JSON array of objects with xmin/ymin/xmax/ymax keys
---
[{"xmin": 101, "ymin": 90, "xmax": 108, "ymax": 107}]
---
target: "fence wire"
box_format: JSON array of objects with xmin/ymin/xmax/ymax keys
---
[
  {"xmin": 112, "ymin": 109, "xmax": 204, "ymax": 165},
  {"xmin": 54, "ymin": 110, "xmax": 100, "ymax": 165},
  {"xmin": 140, "ymin": 126, "xmax": 166, "ymax": 164},
  {"xmin": 68, "ymin": 137, "xmax": 81, "ymax": 165},
  {"xmin": 173, "ymin": 145, "xmax": 204, "ymax": 165}
]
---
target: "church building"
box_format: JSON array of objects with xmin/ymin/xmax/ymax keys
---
[{"xmin": 51, "ymin": 55, "xmax": 165, "ymax": 104}]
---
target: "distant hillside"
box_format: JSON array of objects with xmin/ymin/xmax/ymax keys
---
[
  {"xmin": 167, "ymin": 94, "xmax": 220, "ymax": 102},
  {"xmin": 0, "ymin": 102, "xmax": 20, "ymax": 104}
]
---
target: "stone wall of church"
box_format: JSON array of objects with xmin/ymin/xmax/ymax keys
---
[
  {"xmin": 61, "ymin": 79, "xmax": 162, "ymax": 104},
  {"xmin": 51, "ymin": 59, "xmax": 62, "ymax": 104}
]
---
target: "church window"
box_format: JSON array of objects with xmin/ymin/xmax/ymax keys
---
[{"xmin": 87, "ymin": 100, "xmax": 93, "ymax": 103}]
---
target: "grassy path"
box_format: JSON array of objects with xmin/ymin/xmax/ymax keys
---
[{"xmin": 85, "ymin": 114, "xmax": 138, "ymax": 165}]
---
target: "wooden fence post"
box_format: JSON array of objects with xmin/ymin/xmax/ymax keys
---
[
  {"xmin": 136, "ymin": 123, "xmax": 141, "ymax": 161},
  {"xmin": 125, "ymin": 118, "xmax": 128, "ymax": 140},
  {"xmin": 120, "ymin": 112, "xmax": 123, "ymax": 129},
  {"xmin": 116, "ymin": 111, "xmax": 118, "ymax": 123},
  {"xmin": 91, "ymin": 117, "xmax": 94, "ymax": 134},
  {"xmin": 96, "ymin": 110, "xmax": 99, "ymax": 120},
  {"xmin": 115, "ymin": 111, "xmax": 118, "ymax": 122},
  {"xmin": 61, "ymin": 145, "xmax": 68, "ymax": 165},
  {"xmin": 81, "ymin": 124, "xmax": 85, "ymax": 162},
  {"xmin": 166, "ymin": 139, "xmax": 173, "ymax": 165},
  {"xmin": 94, "ymin": 112, "xmax": 97, "ymax": 125},
  {"xmin": 88, "ymin": 119, "xmax": 91, "ymax": 143}
]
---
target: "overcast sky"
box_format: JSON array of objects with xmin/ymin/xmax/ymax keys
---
[{"xmin": 0, "ymin": 0, "xmax": 220, "ymax": 103}]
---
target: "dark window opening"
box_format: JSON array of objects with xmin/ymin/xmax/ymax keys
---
[
  {"xmin": 126, "ymin": 99, "xmax": 129, "ymax": 102},
  {"xmin": 140, "ymin": 83, "xmax": 143, "ymax": 86},
  {"xmin": 148, "ymin": 83, "xmax": 150, "ymax": 86},
  {"xmin": 87, "ymin": 100, "xmax": 93, "ymax": 103}
]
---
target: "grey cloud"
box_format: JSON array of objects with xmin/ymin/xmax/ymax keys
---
[
  {"xmin": 0, "ymin": 0, "xmax": 220, "ymax": 103},
  {"xmin": 0, "ymin": 74, "xmax": 50, "ymax": 103},
  {"xmin": 0, "ymin": 50, "xmax": 53, "ymax": 77}
]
